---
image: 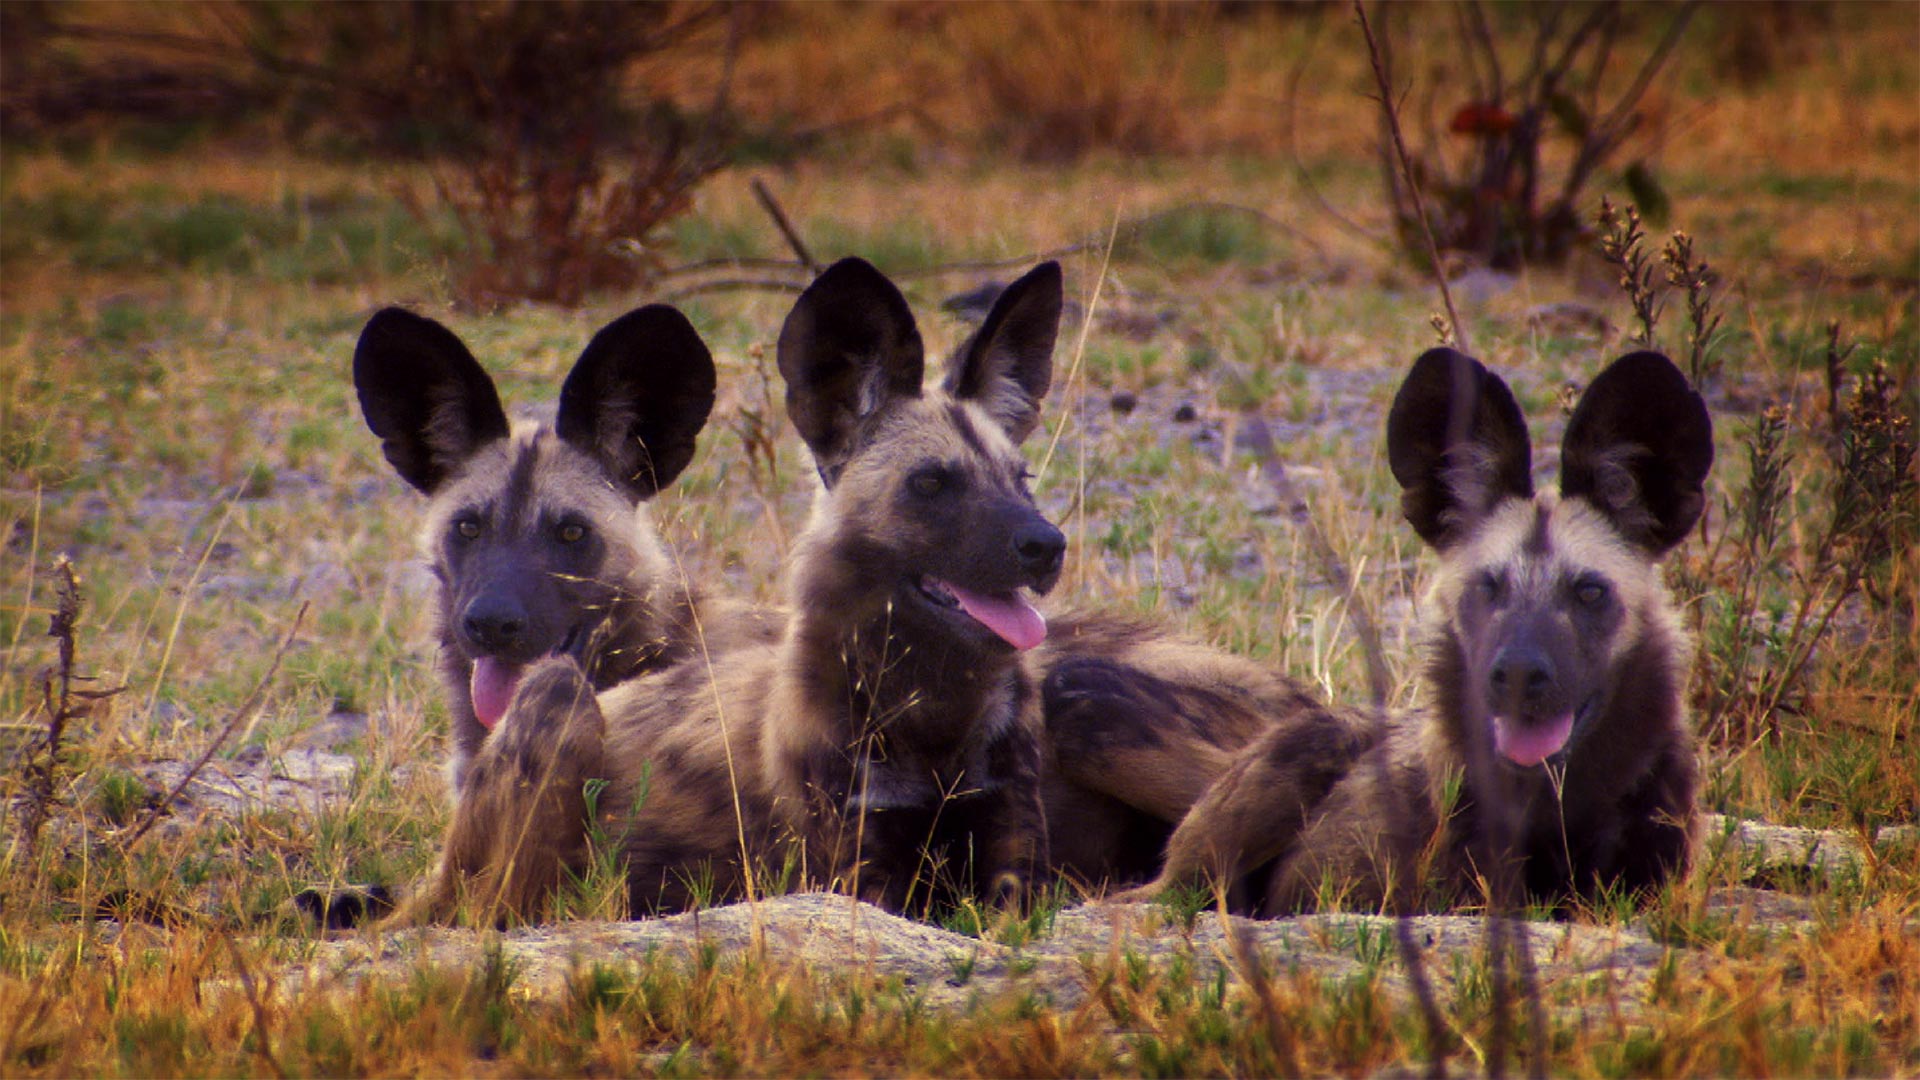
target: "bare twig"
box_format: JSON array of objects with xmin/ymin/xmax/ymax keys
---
[
  {"xmin": 17, "ymin": 557, "xmax": 122, "ymax": 859},
  {"xmin": 1238, "ymin": 412, "xmax": 1450, "ymax": 1077},
  {"xmin": 687, "ymin": 2, "xmax": 747, "ymax": 186},
  {"xmin": 1560, "ymin": 3, "xmax": 1698, "ymax": 207},
  {"xmin": 1355, "ymin": 0, "xmax": 1469, "ymax": 355},
  {"xmin": 1823, "ymin": 320, "xmax": 1857, "ymax": 442},
  {"xmin": 17, "ymin": 558, "xmax": 125, "ymax": 863},
  {"xmin": 122, "ymin": 602, "xmax": 309, "ymax": 848},
  {"xmin": 750, "ymin": 177, "xmax": 821, "ymax": 274}
]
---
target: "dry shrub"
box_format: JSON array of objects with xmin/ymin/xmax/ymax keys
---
[
  {"xmin": 9, "ymin": 1, "xmax": 747, "ymax": 306},
  {"xmin": 306, "ymin": 1, "xmax": 742, "ymax": 306},
  {"xmin": 1370, "ymin": 1, "xmax": 1696, "ymax": 270}
]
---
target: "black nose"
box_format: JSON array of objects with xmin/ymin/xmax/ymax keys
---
[
  {"xmin": 1489, "ymin": 645, "xmax": 1554, "ymax": 708},
  {"xmin": 1013, "ymin": 520, "xmax": 1066, "ymax": 580},
  {"xmin": 463, "ymin": 593, "xmax": 528, "ymax": 652}
]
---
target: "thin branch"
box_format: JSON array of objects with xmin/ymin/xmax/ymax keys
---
[
  {"xmin": 122, "ymin": 603, "xmax": 309, "ymax": 849},
  {"xmin": 1560, "ymin": 3, "xmax": 1698, "ymax": 207},
  {"xmin": 1461, "ymin": 1, "xmax": 1504, "ymax": 104},
  {"xmin": 1355, "ymin": 0, "xmax": 1470, "ymax": 354},
  {"xmin": 1280, "ymin": 15, "xmax": 1394, "ymax": 250},
  {"xmin": 684, "ymin": 1, "xmax": 747, "ymax": 187},
  {"xmin": 16, "ymin": 557, "xmax": 122, "ymax": 861},
  {"xmin": 1239, "ymin": 410, "xmax": 1450, "ymax": 1077},
  {"xmin": 750, "ymin": 177, "xmax": 821, "ymax": 274}
]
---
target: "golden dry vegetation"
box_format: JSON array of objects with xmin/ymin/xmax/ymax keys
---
[{"xmin": 1, "ymin": 3, "xmax": 1916, "ymax": 1075}]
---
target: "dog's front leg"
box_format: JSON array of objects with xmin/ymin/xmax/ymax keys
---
[{"xmin": 386, "ymin": 657, "xmax": 608, "ymax": 927}]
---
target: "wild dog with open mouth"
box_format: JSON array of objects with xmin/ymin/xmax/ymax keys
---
[
  {"xmin": 353, "ymin": 306, "xmax": 777, "ymax": 795},
  {"xmin": 1108, "ymin": 348, "xmax": 1712, "ymax": 913},
  {"xmin": 389, "ymin": 258, "xmax": 1067, "ymax": 923}
]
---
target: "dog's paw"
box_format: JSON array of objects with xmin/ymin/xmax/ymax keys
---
[
  {"xmin": 492, "ymin": 656, "xmax": 604, "ymax": 765},
  {"xmin": 292, "ymin": 884, "xmax": 394, "ymax": 930}
]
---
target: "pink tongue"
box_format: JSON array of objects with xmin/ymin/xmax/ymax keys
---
[
  {"xmin": 1493, "ymin": 712, "xmax": 1574, "ymax": 767},
  {"xmin": 944, "ymin": 582, "xmax": 1047, "ymax": 651},
  {"xmin": 470, "ymin": 657, "xmax": 523, "ymax": 730}
]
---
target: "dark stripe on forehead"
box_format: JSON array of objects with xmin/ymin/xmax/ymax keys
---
[
  {"xmin": 1524, "ymin": 501, "xmax": 1553, "ymax": 556},
  {"xmin": 946, "ymin": 402, "xmax": 993, "ymax": 462},
  {"xmin": 501, "ymin": 431, "xmax": 543, "ymax": 529}
]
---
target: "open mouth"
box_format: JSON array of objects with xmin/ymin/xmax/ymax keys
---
[
  {"xmin": 1490, "ymin": 695, "xmax": 1597, "ymax": 768},
  {"xmin": 468, "ymin": 625, "xmax": 585, "ymax": 731},
  {"xmin": 915, "ymin": 575, "xmax": 1047, "ymax": 651}
]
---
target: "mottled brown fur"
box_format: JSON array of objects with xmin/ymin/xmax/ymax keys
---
[
  {"xmin": 390, "ymin": 259, "xmax": 1069, "ymax": 924},
  {"xmin": 353, "ymin": 306, "xmax": 777, "ymax": 798},
  {"xmin": 1124, "ymin": 349, "xmax": 1713, "ymax": 914},
  {"xmin": 1036, "ymin": 610, "xmax": 1358, "ymax": 891}
]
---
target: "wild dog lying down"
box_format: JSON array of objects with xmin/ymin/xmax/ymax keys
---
[
  {"xmin": 352, "ymin": 306, "xmax": 778, "ymax": 794},
  {"xmin": 389, "ymin": 258, "xmax": 1068, "ymax": 923},
  {"xmin": 1037, "ymin": 611, "xmax": 1360, "ymax": 892},
  {"xmin": 1109, "ymin": 349, "xmax": 1713, "ymax": 913}
]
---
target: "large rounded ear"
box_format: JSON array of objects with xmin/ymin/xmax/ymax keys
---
[
  {"xmin": 941, "ymin": 260, "xmax": 1062, "ymax": 444},
  {"xmin": 1386, "ymin": 348, "xmax": 1534, "ymax": 549},
  {"xmin": 556, "ymin": 304, "xmax": 717, "ymax": 501},
  {"xmin": 777, "ymin": 257, "xmax": 925, "ymax": 483},
  {"xmin": 353, "ymin": 308, "xmax": 510, "ymax": 494},
  {"xmin": 1561, "ymin": 350, "xmax": 1713, "ymax": 554}
]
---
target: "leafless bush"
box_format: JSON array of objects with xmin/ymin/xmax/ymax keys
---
[
  {"xmin": 306, "ymin": 2, "xmax": 746, "ymax": 306},
  {"xmin": 15, "ymin": 1, "xmax": 749, "ymax": 307},
  {"xmin": 1368, "ymin": 0, "xmax": 1697, "ymax": 270},
  {"xmin": 13, "ymin": 558, "xmax": 121, "ymax": 864}
]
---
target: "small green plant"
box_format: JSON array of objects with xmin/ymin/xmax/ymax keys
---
[
  {"xmin": 558, "ymin": 768, "xmax": 650, "ymax": 921},
  {"xmin": 1597, "ymin": 198, "xmax": 1662, "ymax": 344},
  {"xmin": 945, "ymin": 951, "xmax": 977, "ymax": 986},
  {"xmin": 1149, "ymin": 880, "xmax": 1214, "ymax": 934},
  {"xmin": 1662, "ymin": 230, "xmax": 1725, "ymax": 387}
]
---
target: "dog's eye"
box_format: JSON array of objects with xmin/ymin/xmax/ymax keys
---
[
  {"xmin": 555, "ymin": 522, "xmax": 587, "ymax": 544},
  {"xmin": 1477, "ymin": 571, "xmax": 1506, "ymax": 606},
  {"xmin": 454, "ymin": 517, "xmax": 482, "ymax": 541},
  {"xmin": 909, "ymin": 467, "xmax": 947, "ymax": 497},
  {"xmin": 1574, "ymin": 579, "xmax": 1610, "ymax": 608}
]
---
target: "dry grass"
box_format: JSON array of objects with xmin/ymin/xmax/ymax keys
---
[{"xmin": 3, "ymin": 4, "xmax": 1917, "ymax": 1075}]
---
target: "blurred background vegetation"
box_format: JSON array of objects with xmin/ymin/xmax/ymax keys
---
[{"xmin": 7, "ymin": 1, "xmax": 1913, "ymax": 305}]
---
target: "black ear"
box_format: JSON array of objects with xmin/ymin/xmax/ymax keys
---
[
  {"xmin": 353, "ymin": 308, "xmax": 510, "ymax": 494},
  {"xmin": 555, "ymin": 305, "xmax": 717, "ymax": 500},
  {"xmin": 941, "ymin": 261, "xmax": 1062, "ymax": 443},
  {"xmin": 1561, "ymin": 351, "xmax": 1713, "ymax": 554},
  {"xmin": 777, "ymin": 257, "xmax": 926, "ymax": 481},
  {"xmin": 1386, "ymin": 348, "xmax": 1534, "ymax": 549}
]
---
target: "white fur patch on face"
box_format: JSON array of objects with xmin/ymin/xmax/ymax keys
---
[{"xmin": 1443, "ymin": 493, "xmax": 1663, "ymax": 647}]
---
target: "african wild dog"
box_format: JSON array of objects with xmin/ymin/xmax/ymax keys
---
[
  {"xmin": 1102, "ymin": 348, "xmax": 1713, "ymax": 913},
  {"xmin": 352, "ymin": 305, "xmax": 777, "ymax": 797},
  {"xmin": 1036, "ymin": 611, "xmax": 1358, "ymax": 893},
  {"xmin": 388, "ymin": 258, "xmax": 1068, "ymax": 923}
]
